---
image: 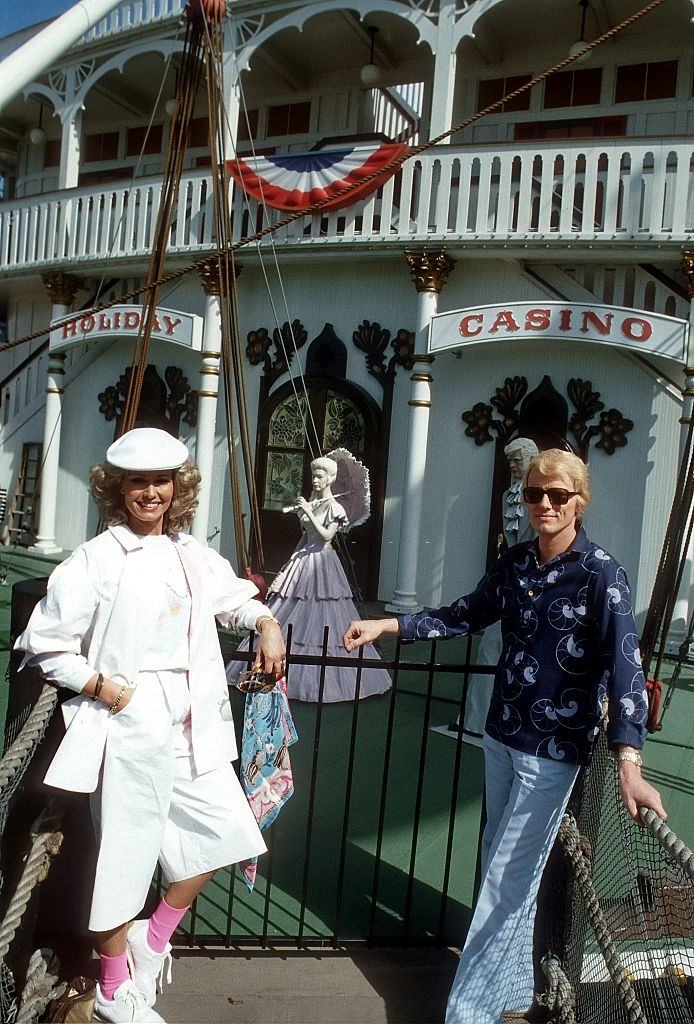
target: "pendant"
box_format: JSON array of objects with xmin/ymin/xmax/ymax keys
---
[{"xmin": 169, "ymin": 599, "xmax": 182, "ymax": 615}]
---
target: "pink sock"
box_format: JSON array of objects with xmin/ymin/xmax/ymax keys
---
[
  {"xmin": 147, "ymin": 897, "xmax": 189, "ymax": 953},
  {"xmin": 99, "ymin": 952, "xmax": 130, "ymax": 1001}
]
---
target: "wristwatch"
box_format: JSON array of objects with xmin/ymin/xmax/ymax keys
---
[{"xmin": 614, "ymin": 749, "xmax": 643, "ymax": 768}]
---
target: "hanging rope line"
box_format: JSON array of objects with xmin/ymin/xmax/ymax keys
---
[
  {"xmin": 198, "ymin": 6, "xmax": 265, "ymax": 570},
  {"xmin": 0, "ymin": 0, "xmax": 669, "ymax": 357},
  {"xmin": 640, "ymin": 405, "xmax": 694, "ymax": 688},
  {"xmin": 119, "ymin": 12, "xmax": 207, "ymax": 433}
]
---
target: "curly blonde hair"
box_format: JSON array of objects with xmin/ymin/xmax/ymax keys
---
[{"xmin": 89, "ymin": 458, "xmax": 201, "ymax": 534}]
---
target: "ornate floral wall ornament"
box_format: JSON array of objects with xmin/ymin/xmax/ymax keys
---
[
  {"xmin": 567, "ymin": 378, "xmax": 633, "ymax": 458},
  {"xmin": 98, "ymin": 364, "xmax": 198, "ymax": 434},
  {"xmin": 461, "ymin": 376, "xmax": 527, "ymax": 445},
  {"xmin": 245, "ymin": 320, "xmax": 307, "ymax": 387},
  {"xmin": 461, "ymin": 375, "xmax": 633, "ymax": 458},
  {"xmin": 352, "ymin": 320, "xmax": 415, "ymax": 386}
]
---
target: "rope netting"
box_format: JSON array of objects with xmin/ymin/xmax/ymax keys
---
[
  {"xmin": 537, "ymin": 730, "xmax": 693, "ymax": 1024},
  {"xmin": 0, "ymin": 680, "xmax": 63, "ymax": 1024}
]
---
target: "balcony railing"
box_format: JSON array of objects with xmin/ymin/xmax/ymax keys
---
[{"xmin": 1, "ymin": 139, "xmax": 692, "ymax": 273}]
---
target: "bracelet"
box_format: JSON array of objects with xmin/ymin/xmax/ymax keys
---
[
  {"xmin": 255, "ymin": 615, "xmax": 280, "ymax": 631},
  {"xmin": 109, "ymin": 685, "xmax": 127, "ymax": 715},
  {"xmin": 614, "ymin": 750, "xmax": 643, "ymax": 768},
  {"xmin": 92, "ymin": 673, "xmax": 104, "ymax": 702}
]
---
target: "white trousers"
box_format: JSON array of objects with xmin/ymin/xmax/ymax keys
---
[
  {"xmin": 88, "ymin": 670, "xmax": 266, "ymax": 932},
  {"xmin": 446, "ymin": 735, "xmax": 580, "ymax": 1024}
]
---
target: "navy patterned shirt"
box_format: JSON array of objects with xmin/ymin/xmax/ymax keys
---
[{"xmin": 398, "ymin": 528, "xmax": 647, "ymax": 765}]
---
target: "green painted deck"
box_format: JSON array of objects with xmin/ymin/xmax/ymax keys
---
[{"xmin": 0, "ymin": 548, "xmax": 691, "ymax": 946}]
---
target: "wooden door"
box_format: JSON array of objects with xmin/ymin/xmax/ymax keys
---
[{"xmin": 256, "ymin": 378, "xmax": 383, "ymax": 602}]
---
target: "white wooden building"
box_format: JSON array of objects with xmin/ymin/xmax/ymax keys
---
[{"xmin": 0, "ymin": 0, "xmax": 692, "ymax": 629}]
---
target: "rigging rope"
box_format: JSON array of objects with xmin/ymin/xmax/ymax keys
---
[{"xmin": 0, "ymin": 0, "xmax": 670, "ymax": 356}]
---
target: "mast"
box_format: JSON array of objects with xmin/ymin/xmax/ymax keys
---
[{"xmin": 0, "ymin": 0, "xmax": 126, "ymax": 114}]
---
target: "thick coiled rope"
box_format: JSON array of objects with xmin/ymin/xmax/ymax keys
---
[
  {"xmin": 639, "ymin": 808, "xmax": 694, "ymax": 881},
  {"xmin": 558, "ymin": 813, "xmax": 647, "ymax": 1024},
  {"xmin": 539, "ymin": 954, "xmax": 576, "ymax": 1024},
  {"xmin": 0, "ymin": 686, "xmax": 58, "ymax": 796},
  {"xmin": 0, "ymin": 804, "xmax": 64, "ymax": 965}
]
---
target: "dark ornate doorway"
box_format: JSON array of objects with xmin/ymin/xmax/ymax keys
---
[{"xmin": 256, "ymin": 377, "xmax": 383, "ymax": 601}]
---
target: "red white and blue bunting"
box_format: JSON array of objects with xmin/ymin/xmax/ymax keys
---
[{"xmin": 227, "ymin": 142, "xmax": 408, "ymax": 212}]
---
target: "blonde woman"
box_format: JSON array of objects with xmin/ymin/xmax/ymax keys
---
[
  {"xmin": 16, "ymin": 428, "xmax": 284, "ymax": 1023},
  {"xmin": 344, "ymin": 449, "xmax": 665, "ymax": 1024}
]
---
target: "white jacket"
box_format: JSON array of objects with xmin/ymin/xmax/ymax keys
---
[{"xmin": 15, "ymin": 524, "xmax": 268, "ymax": 793}]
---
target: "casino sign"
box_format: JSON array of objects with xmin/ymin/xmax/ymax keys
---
[{"xmin": 428, "ymin": 302, "xmax": 687, "ymax": 365}]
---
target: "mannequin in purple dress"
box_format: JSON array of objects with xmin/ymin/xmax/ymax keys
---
[{"xmin": 228, "ymin": 457, "xmax": 390, "ymax": 702}]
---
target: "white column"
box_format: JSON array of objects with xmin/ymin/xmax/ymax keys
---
[
  {"xmin": 58, "ymin": 104, "xmax": 82, "ymax": 190},
  {"xmin": 29, "ymin": 272, "xmax": 81, "ymax": 554},
  {"xmin": 668, "ymin": 250, "xmax": 694, "ymax": 650},
  {"xmin": 191, "ymin": 259, "xmax": 223, "ymax": 545},
  {"xmin": 428, "ymin": 0, "xmax": 457, "ymax": 140},
  {"xmin": 386, "ymin": 249, "xmax": 455, "ymax": 613}
]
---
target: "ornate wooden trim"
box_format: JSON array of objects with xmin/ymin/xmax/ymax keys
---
[
  {"xmin": 42, "ymin": 272, "xmax": 83, "ymax": 307},
  {"xmin": 404, "ymin": 248, "xmax": 455, "ymax": 294},
  {"xmin": 461, "ymin": 375, "xmax": 633, "ymax": 458}
]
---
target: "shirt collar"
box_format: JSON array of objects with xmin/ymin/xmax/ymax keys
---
[
  {"xmin": 108, "ymin": 523, "xmax": 190, "ymax": 551},
  {"xmin": 528, "ymin": 525, "xmax": 590, "ymax": 568}
]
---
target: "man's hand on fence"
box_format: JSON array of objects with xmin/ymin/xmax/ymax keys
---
[
  {"xmin": 343, "ymin": 618, "xmax": 399, "ymax": 652},
  {"xmin": 618, "ymin": 761, "xmax": 667, "ymax": 823}
]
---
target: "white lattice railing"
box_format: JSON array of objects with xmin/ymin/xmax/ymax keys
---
[
  {"xmin": 1, "ymin": 138, "xmax": 692, "ymax": 271},
  {"xmin": 564, "ymin": 264, "xmax": 689, "ymax": 320}
]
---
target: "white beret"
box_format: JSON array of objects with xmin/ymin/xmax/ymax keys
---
[{"xmin": 106, "ymin": 428, "xmax": 189, "ymax": 471}]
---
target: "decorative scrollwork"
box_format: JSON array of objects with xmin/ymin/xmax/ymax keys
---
[
  {"xmin": 246, "ymin": 327, "xmax": 271, "ymax": 366},
  {"xmin": 246, "ymin": 320, "xmax": 308, "ymax": 387},
  {"xmin": 567, "ymin": 378, "xmax": 632, "ymax": 458},
  {"xmin": 351, "ymin": 321, "xmax": 415, "ymax": 387},
  {"xmin": 462, "ymin": 402, "xmax": 497, "ymax": 446},
  {"xmin": 461, "ymin": 376, "xmax": 527, "ymax": 445},
  {"xmin": 49, "ymin": 61, "xmax": 95, "ymax": 101},
  {"xmin": 352, "ymin": 320, "xmax": 390, "ymax": 381},
  {"xmin": 164, "ymin": 366, "xmax": 198, "ymax": 431},
  {"xmin": 462, "ymin": 375, "xmax": 632, "ymax": 458},
  {"xmin": 97, "ymin": 364, "xmax": 197, "ymax": 433},
  {"xmin": 391, "ymin": 328, "xmax": 415, "ymax": 372},
  {"xmin": 232, "ymin": 14, "xmax": 265, "ymax": 45}
]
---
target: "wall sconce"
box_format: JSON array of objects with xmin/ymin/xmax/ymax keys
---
[
  {"xmin": 568, "ymin": 0, "xmax": 591, "ymax": 63},
  {"xmin": 360, "ymin": 26, "xmax": 381, "ymax": 88}
]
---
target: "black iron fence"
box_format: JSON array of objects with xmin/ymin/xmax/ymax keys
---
[
  {"xmin": 184, "ymin": 625, "xmax": 489, "ymax": 948},
  {"xmin": 3, "ymin": 584, "xmax": 692, "ymax": 1023}
]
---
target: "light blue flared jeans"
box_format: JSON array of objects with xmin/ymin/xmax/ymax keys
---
[{"xmin": 445, "ymin": 735, "xmax": 580, "ymax": 1024}]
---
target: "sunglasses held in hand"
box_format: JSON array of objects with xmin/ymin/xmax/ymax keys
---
[
  {"xmin": 236, "ymin": 668, "xmax": 277, "ymax": 694},
  {"xmin": 522, "ymin": 487, "xmax": 578, "ymax": 507}
]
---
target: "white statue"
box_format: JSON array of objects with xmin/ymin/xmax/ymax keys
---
[{"xmin": 459, "ymin": 438, "xmax": 539, "ymax": 743}]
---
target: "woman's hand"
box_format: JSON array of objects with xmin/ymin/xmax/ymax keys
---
[
  {"xmin": 255, "ymin": 619, "xmax": 286, "ymax": 679},
  {"xmin": 296, "ymin": 496, "xmax": 311, "ymax": 512},
  {"xmin": 343, "ymin": 618, "xmax": 399, "ymax": 652}
]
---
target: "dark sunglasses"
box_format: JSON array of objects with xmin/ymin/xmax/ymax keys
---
[
  {"xmin": 522, "ymin": 487, "xmax": 578, "ymax": 507},
  {"xmin": 236, "ymin": 668, "xmax": 277, "ymax": 694}
]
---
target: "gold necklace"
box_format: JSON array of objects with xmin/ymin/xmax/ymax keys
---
[{"xmin": 165, "ymin": 544, "xmax": 189, "ymax": 615}]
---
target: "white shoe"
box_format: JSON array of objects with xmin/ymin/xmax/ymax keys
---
[
  {"xmin": 126, "ymin": 919, "xmax": 173, "ymax": 1008},
  {"xmin": 92, "ymin": 980, "xmax": 166, "ymax": 1023}
]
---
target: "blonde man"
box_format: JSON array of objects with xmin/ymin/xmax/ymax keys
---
[{"xmin": 344, "ymin": 449, "xmax": 664, "ymax": 1024}]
